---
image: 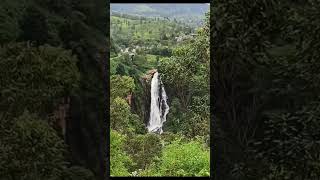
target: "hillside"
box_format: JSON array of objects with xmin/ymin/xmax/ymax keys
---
[
  {"xmin": 111, "ymin": 15, "xmax": 192, "ymax": 46},
  {"xmin": 110, "ymin": 3, "xmax": 209, "ymax": 27},
  {"xmin": 110, "ymin": 13, "xmax": 199, "ymax": 76}
]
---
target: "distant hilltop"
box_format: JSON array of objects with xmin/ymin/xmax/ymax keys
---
[{"xmin": 110, "ymin": 3, "xmax": 209, "ymax": 27}]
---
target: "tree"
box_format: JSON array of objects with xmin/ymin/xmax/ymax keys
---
[
  {"xmin": 116, "ymin": 64, "xmax": 126, "ymax": 75},
  {"xmin": 0, "ymin": 0, "xmax": 108, "ymax": 179},
  {"xmin": 110, "ymin": 97, "xmax": 131, "ymax": 132},
  {"xmin": 159, "ymin": 44, "xmax": 206, "ymax": 110},
  {"xmin": 252, "ymin": 102, "xmax": 320, "ymax": 179},
  {"xmin": 0, "ymin": 42, "xmax": 80, "ymax": 117},
  {"xmin": 181, "ymin": 111, "xmax": 210, "ymax": 138},
  {"xmin": 19, "ymin": 6, "xmax": 49, "ymax": 45},
  {"xmin": 0, "ymin": 1, "xmax": 21, "ymax": 44},
  {"xmin": 0, "ymin": 111, "xmax": 67, "ymax": 180},
  {"xmin": 211, "ymin": 0, "xmax": 320, "ymax": 179},
  {"xmin": 110, "ymin": 75, "xmax": 135, "ymax": 100}
]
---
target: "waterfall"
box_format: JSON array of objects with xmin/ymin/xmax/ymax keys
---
[{"xmin": 147, "ymin": 72, "xmax": 169, "ymax": 134}]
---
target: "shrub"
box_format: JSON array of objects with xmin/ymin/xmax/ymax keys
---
[
  {"xmin": 0, "ymin": 42, "xmax": 79, "ymax": 116},
  {"xmin": 124, "ymin": 133, "xmax": 162, "ymax": 170},
  {"xmin": 0, "ymin": 111, "xmax": 67, "ymax": 180},
  {"xmin": 140, "ymin": 139, "xmax": 210, "ymax": 176},
  {"xmin": 110, "ymin": 97, "xmax": 131, "ymax": 132},
  {"xmin": 110, "ymin": 130, "xmax": 134, "ymax": 176}
]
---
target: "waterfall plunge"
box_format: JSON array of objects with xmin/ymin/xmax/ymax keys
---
[{"xmin": 147, "ymin": 72, "xmax": 169, "ymax": 134}]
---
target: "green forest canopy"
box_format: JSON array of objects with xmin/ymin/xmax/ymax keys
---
[
  {"xmin": 0, "ymin": 0, "xmax": 106, "ymax": 179},
  {"xmin": 212, "ymin": 0, "xmax": 320, "ymax": 179}
]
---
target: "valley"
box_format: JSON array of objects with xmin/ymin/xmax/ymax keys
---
[{"xmin": 110, "ymin": 3, "xmax": 210, "ymax": 177}]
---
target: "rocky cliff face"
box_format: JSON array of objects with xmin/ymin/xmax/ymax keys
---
[{"xmin": 131, "ymin": 69, "xmax": 157, "ymax": 126}]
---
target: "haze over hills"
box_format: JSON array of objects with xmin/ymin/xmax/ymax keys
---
[{"xmin": 110, "ymin": 3, "xmax": 209, "ymax": 27}]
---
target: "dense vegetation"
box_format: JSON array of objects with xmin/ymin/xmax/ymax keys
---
[
  {"xmin": 213, "ymin": 0, "xmax": 320, "ymax": 179},
  {"xmin": 3, "ymin": 0, "xmax": 320, "ymax": 179},
  {"xmin": 0, "ymin": 0, "xmax": 106, "ymax": 179},
  {"xmin": 110, "ymin": 8, "xmax": 210, "ymax": 177}
]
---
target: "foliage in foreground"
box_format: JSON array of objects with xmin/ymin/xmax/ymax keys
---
[
  {"xmin": 110, "ymin": 130, "xmax": 133, "ymax": 176},
  {"xmin": 0, "ymin": 111, "xmax": 64, "ymax": 179},
  {"xmin": 139, "ymin": 139, "xmax": 210, "ymax": 176},
  {"xmin": 0, "ymin": 111, "xmax": 96, "ymax": 180},
  {"xmin": 124, "ymin": 133, "xmax": 162, "ymax": 170},
  {"xmin": 212, "ymin": 0, "xmax": 320, "ymax": 179},
  {"xmin": 0, "ymin": 0, "xmax": 106, "ymax": 179}
]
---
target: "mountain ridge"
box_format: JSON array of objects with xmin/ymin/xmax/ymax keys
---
[{"xmin": 110, "ymin": 3, "xmax": 209, "ymax": 27}]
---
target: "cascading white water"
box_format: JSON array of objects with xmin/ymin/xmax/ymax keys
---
[{"xmin": 147, "ymin": 72, "xmax": 169, "ymax": 134}]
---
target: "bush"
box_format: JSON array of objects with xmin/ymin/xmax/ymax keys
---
[
  {"xmin": 0, "ymin": 111, "xmax": 67, "ymax": 180},
  {"xmin": 251, "ymin": 101, "xmax": 320, "ymax": 179},
  {"xmin": 110, "ymin": 97, "xmax": 131, "ymax": 132},
  {"xmin": 0, "ymin": 42, "xmax": 79, "ymax": 116},
  {"xmin": 110, "ymin": 75, "xmax": 135, "ymax": 100},
  {"xmin": 140, "ymin": 139, "xmax": 210, "ymax": 176},
  {"xmin": 160, "ymin": 131, "xmax": 186, "ymax": 145},
  {"xmin": 128, "ymin": 113, "xmax": 147, "ymax": 134},
  {"xmin": 124, "ymin": 133, "xmax": 162, "ymax": 170},
  {"xmin": 110, "ymin": 130, "xmax": 134, "ymax": 176},
  {"xmin": 61, "ymin": 166, "xmax": 95, "ymax": 180},
  {"xmin": 159, "ymin": 140, "xmax": 210, "ymax": 176},
  {"xmin": 0, "ymin": 1, "xmax": 22, "ymax": 44}
]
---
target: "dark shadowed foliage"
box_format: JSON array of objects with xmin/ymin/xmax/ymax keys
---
[{"xmin": 212, "ymin": 0, "xmax": 320, "ymax": 179}]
